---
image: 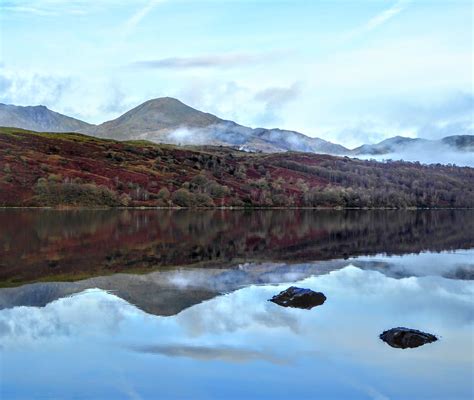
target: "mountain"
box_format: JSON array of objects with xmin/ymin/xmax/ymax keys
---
[
  {"xmin": 352, "ymin": 135, "xmax": 474, "ymax": 155},
  {"xmin": 441, "ymin": 135, "xmax": 474, "ymax": 151},
  {"xmin": 0, "ymin": 103, "xmax": 93, "ymax": 133},
  {"xmin": 352, "ymin": 136, "xmax": 425, "ymax": 155},
  {"xmin": 87, "ymin": 97, "xmax": 221, "ymax": 139},
  {"xmin": 86, "ymin": 97, "xmax": 349, "ymax": 155},
  {"xmin": 1, "ymin": 99, "xmax": 472, "ymax": 157}
]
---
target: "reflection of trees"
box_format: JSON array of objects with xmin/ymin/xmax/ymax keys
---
[{"xmin": 0, "ymin": 210, "xmax": 473, "ymax": 285}]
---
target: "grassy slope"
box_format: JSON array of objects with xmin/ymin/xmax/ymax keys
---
[{"xmin": 0, "ymin": 127, "xmax": 473, "ymax": 208}]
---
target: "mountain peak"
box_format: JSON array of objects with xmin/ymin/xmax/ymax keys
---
[
  {"xmin": 92, "ymin": 97, "xmax": 222, "ymax": 139},
  {"xmin": 0, "ymin": 103, "xmax": 92, "ymax": 132},
  {"xmin": 145, "ymin": 97, "xmax": 184, "ymax": 105}
]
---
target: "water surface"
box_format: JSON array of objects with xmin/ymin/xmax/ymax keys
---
[{"xmin": 0, "ymin": 210, "xmax": 473, "ymax": 399}]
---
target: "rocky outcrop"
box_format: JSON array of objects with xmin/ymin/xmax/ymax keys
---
[
  {"xmin": 269, "ymin": 286, "xmax": 326, "ymax": 309},
  {"xmin": 380, "ymin": 327, "xmax": 438, "ymax": 349}
]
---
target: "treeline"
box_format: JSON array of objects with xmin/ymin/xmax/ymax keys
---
[{"xmin": 275, "ymin": 158, "xmax": 474, "ymax": 208}]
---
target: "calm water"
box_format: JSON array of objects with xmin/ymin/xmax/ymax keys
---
[{"xmin": 0, "ymin": 210, "xmax": 473, "ymax": 399}]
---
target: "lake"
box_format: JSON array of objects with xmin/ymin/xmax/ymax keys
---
[{"xmin": 0, "ymin": 209, "xmax": 473, "ymax": 399}]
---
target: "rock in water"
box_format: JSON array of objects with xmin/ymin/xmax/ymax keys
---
[
  {"xmin": 269, "ymin": 286, "xmax": 326, "ymax": 309},
  {"xmin": 380, "ymin": 327, "xmax": 438, "ymax": 349}
]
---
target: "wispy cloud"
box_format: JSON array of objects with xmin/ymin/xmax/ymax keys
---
[
  {"xmin": 364, "ymin": 0, "xmax": 407, "ymax": 32},
  {"xmin": 1, "ymin": 5, "xmax": 57, "ymax": 16},
  {"xmin": 0, "ymin": 0, "xmax": 90, "ymax": 17},
  {"xmin": 129, "ymin": 51, "xmax": 283, "ymax": 70},
  {"xmin": 344, "ymin": 0, "xmax": 409, "ymax": 40},
  {"xmin": 123, "ymin": 0, "xmax": 166, "ymax": 34}
]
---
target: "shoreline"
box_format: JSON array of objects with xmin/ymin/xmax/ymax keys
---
[{"xmin": 0, "ymin": 206, "xmax": 473, "ymax": 210}]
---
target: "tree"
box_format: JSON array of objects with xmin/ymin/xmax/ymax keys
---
[
  {"xmin": 172, "ymin": 188, "xmax": 195, "ymax": 207},
  {"xmin": 158, "ymin": 187, "xmax": 170, "ymax": 200}
]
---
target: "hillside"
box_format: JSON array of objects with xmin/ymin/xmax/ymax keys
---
[
  {"xmin": 1, "ymin": 127, "xmax": 473, "ymax": 208},
  {"xmin": 0, "ymin": 103, "xmax": 93, "ymax": 133}
]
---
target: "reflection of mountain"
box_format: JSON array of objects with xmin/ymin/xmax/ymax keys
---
[
  {"xmin": 1, "ymin": 251, "xmax": 472, "ymax": 317},
  {"xmin": 0, "ymin": 262, "xmax": 344, "ymax": 315},
  {"xmin": 1, "ymin": 210, "xmax": 473, "ymax": 286}
]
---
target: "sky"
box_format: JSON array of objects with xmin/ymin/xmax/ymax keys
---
[{"xmin": 0, "ymin": 0, "xmax": 472, "ymax": 147}]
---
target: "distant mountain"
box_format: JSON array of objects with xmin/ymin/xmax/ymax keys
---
[
  {"xmin": 86, "ymin": 97, "xmax": 349, "ymax": 155},
  {"xmin": 1, "ymin": 99, "xmax": 472, "ymax": 157},
  {"xmin": 0, "ymin": 103, "xmax": 93, "ymax": 133},
  {"xmin": 352, "ymin": 135, "xmax": 474, "ymax": 155},
  {"xmin": 441, "ymin": 135, "xmax": 474, "ymax": 152},
  {"xmin": 352, "ymin": 136, "xmax": 424, "ymax": 155}
]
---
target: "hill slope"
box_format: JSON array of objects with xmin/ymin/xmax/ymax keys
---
[
  {"xmin": 1, "ymin": 127, "xmax": 473, "ymax": 208},
  {"xmin": 0, "ymin": 103, "xmax": 93, "ymax": 132}
]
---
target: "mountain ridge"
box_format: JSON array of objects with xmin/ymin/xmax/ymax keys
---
[
  {"xmin": 0, "ymin": 99, "xmax": 472, "ymax": 156},
  {"xmin": 0, "ymin": 103, "xmax": 93, "ymax": 133}
]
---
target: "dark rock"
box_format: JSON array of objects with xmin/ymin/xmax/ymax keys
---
[
  {"xmin": 269, "ymin": 286, "xmax": 326, "ymax": 309},
  {"xmin": 380, "ymin": 327, "xmax": 438, "ymax": 349}
]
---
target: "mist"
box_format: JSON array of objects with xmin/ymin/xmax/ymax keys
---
[{"xmin": 355, "ymin": 141, "xmax": 474, "ymax": 167}]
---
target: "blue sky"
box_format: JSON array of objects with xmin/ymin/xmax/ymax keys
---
[{"xmin": 0, "ymin": 0, "xmax": 472, "ymax": 146}]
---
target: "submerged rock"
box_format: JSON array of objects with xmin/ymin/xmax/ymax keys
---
[
  {"xmin": 269, "ymin": 286, "xmax": 326, "ymax": 309},
  {"xmin": 380, "ymin": 327, "xmax": 438, "ymax": 349}
]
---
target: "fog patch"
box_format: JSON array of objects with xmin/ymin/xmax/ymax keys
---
[{"xmin": 356, "ymin": 140, "xmax": 474, "ymax": 167}]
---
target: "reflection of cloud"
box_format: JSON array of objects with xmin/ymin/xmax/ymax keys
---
[
  {"xmin": 176, "ymin": 287, "xmax": 302, "ymax": 337},
  {"xmin": 353, "ymin": 251, "xmax": 474, "ymax": 280},
  {"xmin": 0, "ymin": 289, "xmax": 130, "ymax": 344},
  {"xmin": 131, "ymin": 344, "xmax": 288, "ymax": 365}
]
